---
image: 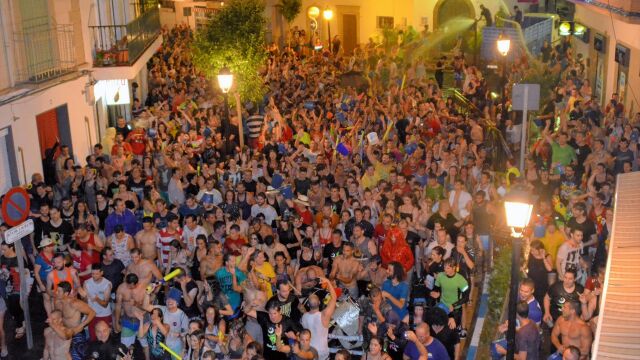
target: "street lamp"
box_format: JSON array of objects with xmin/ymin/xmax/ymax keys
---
[
  {"xmin": 504, "ymin": 188, "xmax": 533, "ymax": 360},
  {"xmin": 497, "ymin": 34, "xmax": 511, "ymax": 121},
  {"xmin": 323, "ymin": 7, "xmax": 333, "ymax": 47},
  {"xmin": 217, "ymin": 66, "xmax": 233, "ymax": 139}
]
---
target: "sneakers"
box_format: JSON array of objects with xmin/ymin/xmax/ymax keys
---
[{"xmin": 458, "ymin": 328, "xmax": 468, "ymax": 339}]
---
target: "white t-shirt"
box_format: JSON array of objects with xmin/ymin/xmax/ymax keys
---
[
  {"xmin": 425, "ymin": 241, "xmax": 455, "ymax": 260},
  {"xmin": 250, "ymin": 204, "xmax": 278, "ymax": 226},
  {"xmin": 158, "ymin": 306, "xmax": 188, "ymax": 353},
  {"xmin": 182, "ymin": 225, "xmax": 207, "ymax": 253},
  {"xmin": 449, "ymin": 190, "xmax": 473, "ymax": 219},
  {"xmin": 84, "ymin": 278, "xmax": 112, "ymax": 317}
]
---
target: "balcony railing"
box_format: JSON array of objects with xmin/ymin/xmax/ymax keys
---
[
  {"xmin": 13, "ymin": 24, "xmax": 77, "ymax": 83},
  {"xmin": 90, "ymin": 7, "xmax": 161, "ymax": 67}
]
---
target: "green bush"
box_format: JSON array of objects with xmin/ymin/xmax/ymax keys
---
[{"xmin": 191, "ymin": 0, "xmax": 268, "ymax": 102}]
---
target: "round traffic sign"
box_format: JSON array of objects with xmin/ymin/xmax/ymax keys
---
[{"xmin": 1, "ymin": 187, "xmax": 31, "ymax": 227}]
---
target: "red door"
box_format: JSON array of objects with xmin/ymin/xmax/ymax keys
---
[{"xmin": 36, "ymin": 109, "xmax": 60, "ymax": 159}]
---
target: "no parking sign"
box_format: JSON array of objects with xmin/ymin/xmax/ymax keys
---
[{"xmin": 1, "ymin": 187, "xmax": 31, "ymax": 226}]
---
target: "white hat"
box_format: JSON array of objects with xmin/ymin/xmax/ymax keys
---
[
  {"xmin": 39, "ymin": 237, "xmax": 55, "ymax": 248},
  {"xmin": 293, "ymin": 194, "xmax": 311, "ymax": 208}
]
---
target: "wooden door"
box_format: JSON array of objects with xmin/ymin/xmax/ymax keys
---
[
  {"xmin": 36, "ymin": 108, "xmax": 60, "ymax": 159},
  {"xmin": 342, "ymin": 14, "xmax": 357, "ymax": 56}
]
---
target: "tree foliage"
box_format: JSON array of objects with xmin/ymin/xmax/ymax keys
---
[
  {"xmin": 191, "ymin": 0, "xmax": 268, "ymax": 102},
  {"xmin": 277, "ymin": 0, "xmax": 302, "ymax": 24}
]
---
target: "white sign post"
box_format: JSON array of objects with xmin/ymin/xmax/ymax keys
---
[
  {"xmin": 4, "ymin": 218, "xmax": 35, "ymax": 349},
  {"xmin": 512, "ymin": 84, "xmax": 541, "ymax": 172}
]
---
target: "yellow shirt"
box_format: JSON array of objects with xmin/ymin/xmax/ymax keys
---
[
  {"xmin": 541, "ymin": 230, "xmax": 565, "ymax": 265},
  {"xmin": 361, "ymin": 173, "xmax": 379, "ymax": 190},
  {"xmin": 374, "ymin": 162, "xmax": 393, "ymax": 182},
  {"xmin": 253, "ymin": 262, "xmax": 276, "ymax": 298}
]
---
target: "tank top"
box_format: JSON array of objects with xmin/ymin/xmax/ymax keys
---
[
  {"xmin": 204, "ymin": 325, "xmax": 223, "ymax": 354},
  {"xmin": 52, "ymin": 268, "xmax": 75, "ymax": 291},
  {"xmin": 146, "ymin": 327, "xmax": 168, "ymax": 358},
  {"xmin": 96, "ymin": 203, "xmax": 109, "ymax": 231},
  {"xmin": 301, "ymin": 311, "xmax": 329, "ymax": 360},
  {"xmin": 111, "ymin": 234, "xmax": 132, "ymax": 267},
  {"xmin": 77, "ymin": 233, "xmax": 101, "ymax": 264},
  {"xmin": 299, "ymin": 250, "xmax": 319, "ymax": 268}
]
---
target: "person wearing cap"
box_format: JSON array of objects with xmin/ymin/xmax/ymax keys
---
[
  {"xmin": 34, "ymin": 237, "xmax": 56, "ymax": 314},
  {"xmin": 151, "ymin": 287, "xmax": 189, "ymax": 356}
]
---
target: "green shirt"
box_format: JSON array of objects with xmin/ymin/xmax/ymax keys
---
[
  {"xmin": 435, "ymin": 272, "xmax": 469, "ymax": 309},
  {"xmin": 425, "ymin": 184, "xmax": 445, "ymax": 202},
  {"xmin": 551, "ymin": 142, "xmax": 577, "ymax": 167}
]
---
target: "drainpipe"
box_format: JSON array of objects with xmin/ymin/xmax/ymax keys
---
[{"xmin": 0, "ymin": 1, "xmax": 16, "ymax": 87}]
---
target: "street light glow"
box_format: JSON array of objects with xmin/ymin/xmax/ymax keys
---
[
  {"xmin": 323, "ymin": 8, "xmax": 333, "ymax": 21},
  {"xmin": 504, "ymin": 189, "xmax": 533, "ymax": 230},
  {"xmin": 308, "ymin": 6, "xmax": 320, "ymax": 18},
  {"xmin": 497, "ymin": 36, "xmax": 511, "ymax": 57},
  {"xmin": 217, "ymin": 66, "xmax": 233, "ymax": 94}
]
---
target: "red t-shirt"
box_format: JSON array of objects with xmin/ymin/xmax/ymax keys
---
[
  {"xmin": 73, "ymin": 251, "xmax": 93, "ymax": 284},
  {"xmin": 224, "ymin": 236, "xmax": 247, "ymax": 256}
]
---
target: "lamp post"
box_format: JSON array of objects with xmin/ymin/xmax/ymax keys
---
[
  {"xmin": 323, "ymin": 7, "xmax": 333, "ymax": 48},
  {"xmin": 497, "ymin": 34, "xmax": 511, "ymax": 122},
  {"xmin": 217, "ymin": 66, "xmax": 233, "ymax": 140},
  {"xmin": 503, "ymin": 188, "xmax": 534, "ymax": 360}
]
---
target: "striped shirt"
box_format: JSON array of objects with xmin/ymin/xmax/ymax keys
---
[
  {"xmin": 157, "ymin": 228, "xmax": 182, "ymax": 268},
  {"xmin": 246, "ymin": 115, "xmax": 264, "ymax": 139}
]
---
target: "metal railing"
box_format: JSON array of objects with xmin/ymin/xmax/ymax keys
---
[
  {"xmin": 12, "ymin": 24, "xmax": 77, "ymax": 83},
  {"xmin": 90, "ymin": 7, "xmax": 161, "ymax": 67}
]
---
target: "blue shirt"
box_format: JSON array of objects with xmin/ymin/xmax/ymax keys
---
[
  {"xmin": 104, "ymin": 210, "xmax": 138, "ymax": 237},
  {"xmin": 35, "ymin": 253, "xmax": 53, "ymax": 283},
  {"xmin": 527, "ymin": 297, "xmax": 543, "ymax": 325},
  {"xmin": 404, "ymin": 337, "xmax": 450, "ymax": 360},
  {"xmin": 215, "ymin": 267, "xmax": 247, "ymax": 311},
  {"xmin": 382, "ymin": 279, "xmax": 409, "ymax": 319}
]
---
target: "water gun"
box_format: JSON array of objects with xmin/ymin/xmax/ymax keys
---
[
  {"xmin": 159, "ymin": 342, "xmax": 182, "ymax": 360},
  {"xmin": 145, "ymin": 268, "xmax": 183, "ymax": 294}
]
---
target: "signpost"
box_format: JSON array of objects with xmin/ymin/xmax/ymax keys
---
[
  {"xmin": 1, "ymin": 187, "xmax": 34, "ymax": 349},
  {"xmin": 512, "ymin": 84, "xmax": 540, "ymax": 172}
]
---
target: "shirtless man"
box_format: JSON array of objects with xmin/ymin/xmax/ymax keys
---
[
  {"xmin": 199, "ymin": 240, "xmax": 224, "ymax": 279},
  {"xmin": 126, "ymin": 248, "xmax": 163, "ymax": 286},
  {"xmin": 551, "ymin": 301, "xmax": 593, "ymax": 360},
  {"xmin": 135, "ymin": 217, "xmax": 160, "ymax": 261},
  {"xmin": 54, "ymin": 281, "xmax": 95, "ymax": 360},
  {"xmin": 330, "ymin": 242, "xmax": 363, "ymax": 298},
  {"xmin": 43, "ymin": 310, "xmax": 73, "ymax": 360},
  {"xmin": 115, "ymin": 273, "xmax": 150, "ymax": 348}
]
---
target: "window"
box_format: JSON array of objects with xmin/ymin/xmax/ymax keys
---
[{"xmin": 377, "ymin": 16, "xmax": 394, "ymax": 29}]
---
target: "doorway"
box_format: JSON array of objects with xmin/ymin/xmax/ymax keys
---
[
  {"xmin": 35, "ymin": 105, "xmax": 71, "ymax": 160},
  {"xmin": 342, "ymin": 14, "xmax": 357, "ymax": 55},
  {"xmin": 433, "ymin": 0, "xmax": 475, "ymax": 30}
]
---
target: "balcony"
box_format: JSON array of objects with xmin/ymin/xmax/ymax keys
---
[
  {"xmin": 569, "ymin": 0, "xmax": 640, "ymax": 22},
  {"xmin": 13, "ymin": 24, "xmax": 78, "ymax": 84},
  {"xmin": 90, "ymin": 7, "xmax": 161, "ymax": 67}
]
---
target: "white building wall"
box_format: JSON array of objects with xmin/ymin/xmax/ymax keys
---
[
  {"xmin": 0, "ymin": 76, "xmax": 97, "ymax": 183},
  {"xmin": 574, "ymin": 3, "xmax": 640, "ymax": 115}
]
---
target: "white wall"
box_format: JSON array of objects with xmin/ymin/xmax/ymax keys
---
[
  {"xmin": 0, "ymin": 76, "xmax": 97, "ymax": 183},
  {"xmin": 575, "ymin": 3, "xmax": 640, "ymax": 116}
]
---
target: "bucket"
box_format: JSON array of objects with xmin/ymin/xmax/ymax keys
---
[
  {"xmin": 280, "ymin": 185, "xmax": 294, "ymax": 200},
  {"xmin": 336, "ymin": 143, "xmax": 351, "ymax": 156},
  {"xmin": 271, "ymin": 173, "xmax": 284, "ymax": 189},
  {"xmin": 367, "ymin": 132, "xmax": 379, "ymax": 145},
  {"xmin": 201, "ymin": 192, "xmax": 215, "ymax": 205}
]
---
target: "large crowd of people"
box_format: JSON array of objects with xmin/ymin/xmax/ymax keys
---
[{"xmin": 0, "ymin": 19, "xmax": 638, "ymax": 360}]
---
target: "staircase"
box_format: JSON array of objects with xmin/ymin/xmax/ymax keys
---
[{"xmin": 592, "ymin": 172, "xmax": 640, "ymax": 359}]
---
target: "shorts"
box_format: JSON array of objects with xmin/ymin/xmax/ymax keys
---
[{"xmin": 121, "ymin": 316, "xmax": 140, "ymax": 347}]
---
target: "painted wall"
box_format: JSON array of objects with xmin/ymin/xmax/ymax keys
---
[
  {"xmin": 0, "ymin": 76, "xmax": 97, "ymax": 184},
  {"xmin": 286, "ymin": 0, "xmax": 508, "ymax": 48},
  {"xmin": 574, "ymin": 3, "xmax": 640, "ymax": 115}
]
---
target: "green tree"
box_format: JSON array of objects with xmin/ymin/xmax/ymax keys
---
[
  {"xmin": 191, "ymin": 0, "xmax": 268, "ymax": 102},
  {"xmin": 277, "ymin": 0, "xmax": 302, "ymax": 46}
]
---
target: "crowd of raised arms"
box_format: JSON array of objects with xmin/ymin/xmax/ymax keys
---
[{"xmin": 0, "ymin": 23, "xmax": 638, "ymax": 360}]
